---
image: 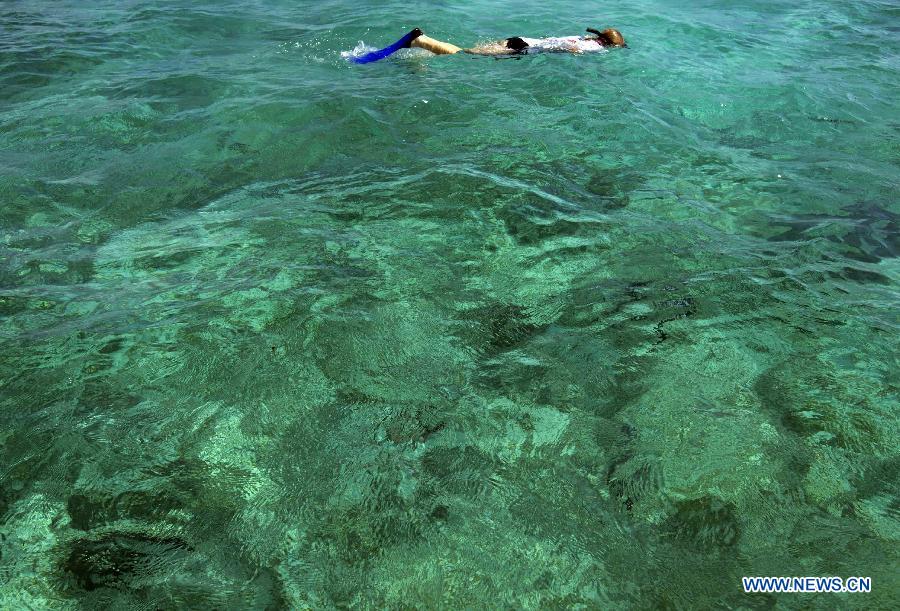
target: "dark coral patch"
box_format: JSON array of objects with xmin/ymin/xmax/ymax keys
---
[{"xmin": 662, "ymin": 496, "xmax": 741, "ymax": 551}]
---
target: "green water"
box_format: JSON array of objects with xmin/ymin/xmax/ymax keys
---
[{"xmin": 1, "ymin": 0, "xmax": 898, "ymax": 608}]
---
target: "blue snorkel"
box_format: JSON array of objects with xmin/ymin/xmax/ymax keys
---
[{"xmin": 352, "ymin": 28, "xmax": 423, "ymax": 64}]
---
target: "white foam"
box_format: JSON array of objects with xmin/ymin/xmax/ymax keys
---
[{"xmin": 340, "ymin": 41, "xmax": 377, "ymax": 60}]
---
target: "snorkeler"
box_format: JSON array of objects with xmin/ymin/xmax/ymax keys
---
[
  {"xmin": 410, "ymin": 27, "xmax": 626, "ymax": 56},
  {"xmin": 350, "ymin": 27, "xmax": 625, "ymax": 64}
]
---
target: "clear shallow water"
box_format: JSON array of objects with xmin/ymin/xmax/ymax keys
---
[{"xmin": 1, "ymin": 0, "xmax": 898, "ymax": 607}]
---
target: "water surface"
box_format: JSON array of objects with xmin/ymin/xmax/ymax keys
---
[{"xmin": 1, "ymin": 0, "xmax": 898, "ymax": 607}]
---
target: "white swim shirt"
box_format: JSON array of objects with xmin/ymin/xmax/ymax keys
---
[{"xmin": 518, "ymin": 36, "xmax": 606, "ymax": 53}]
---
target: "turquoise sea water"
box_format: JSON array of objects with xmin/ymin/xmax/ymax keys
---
[{"xmin": 1, "ymin": 0, "xmax": 898, "ymax": 607}]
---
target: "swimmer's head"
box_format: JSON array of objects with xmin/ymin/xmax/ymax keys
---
[{"xmin": 587, "ymin": 28, "xmax": 626, "ymax": 48}]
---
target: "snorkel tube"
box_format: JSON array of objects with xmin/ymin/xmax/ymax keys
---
[{"xmin": 352, "ymin": 28, "xmax": 423, "ymax": 64}]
